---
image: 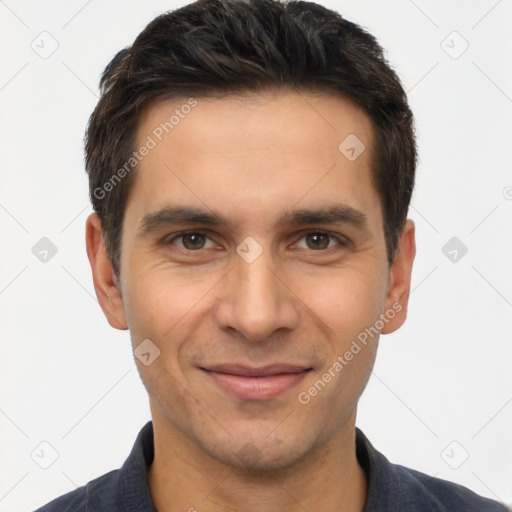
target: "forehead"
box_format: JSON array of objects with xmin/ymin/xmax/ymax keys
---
[
  {"xmin": 136, "ymin": 90, "xmax": 373, "ymax": 158},
  {"xmin": 127, "ymin": 90, "xmax": 381, "ymax": 233}
]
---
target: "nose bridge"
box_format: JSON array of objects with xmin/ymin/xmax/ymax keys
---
[
  {"xmin": 215, "ymin": 240, "xmax": 299, "ymax": 341},
  {"xmin": 238, "ymin": 252, "xmax": 279, "ymax": 311}
]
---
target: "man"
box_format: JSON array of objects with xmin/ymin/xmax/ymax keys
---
[{"xmin": 33, "ymin": 0, "xmax": 508, "ymax": 510}]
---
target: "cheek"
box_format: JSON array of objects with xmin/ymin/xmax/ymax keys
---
[
  {"xmin": 126, "ymin": 261, "xmax": 211, "ymax": 321},
  {"xmin": 296, "ymin": 273, "xmax": 382, "ymax": 415},
  {"xmin": 295, "ymin": 264, "xmax": 386, "ymax": 339},
  {"xmin": 123, "ymin": 263, "xmax": 225, "ymax": 364}
]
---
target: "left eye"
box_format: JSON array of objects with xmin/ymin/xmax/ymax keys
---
[{"xmin": 294, "ymin": 232, "xmax": 344, "ymax": 250}]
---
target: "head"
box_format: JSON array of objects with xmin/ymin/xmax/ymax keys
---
[{"xmin": 86, "ymin": 0, "xmax": 416, "ymax": 470}]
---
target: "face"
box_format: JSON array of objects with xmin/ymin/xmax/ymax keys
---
[{"xmin": 87, "ymin": 90, "xmax": 415, "ymax": 470}]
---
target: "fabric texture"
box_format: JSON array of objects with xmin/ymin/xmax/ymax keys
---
[{"xmin": 32, "ymin": 420, "xmax": 509, "ymax": 511}]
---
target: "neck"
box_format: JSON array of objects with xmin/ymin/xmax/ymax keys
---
[{"xmin": 147, "ymin": 408, "xmax": 367, "ymax": 512}]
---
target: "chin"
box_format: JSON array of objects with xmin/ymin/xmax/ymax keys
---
[{"xmin": 199, "ymin": 429, "xmax": 316, "ymax": 472}]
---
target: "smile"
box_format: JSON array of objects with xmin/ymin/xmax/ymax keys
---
[{"xmin": 200, "ymin": 364, "xmax": 313, "ymax": 401}]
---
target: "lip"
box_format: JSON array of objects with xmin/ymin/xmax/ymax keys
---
[{"xmin": 201, "ymin": 364, "xmax": 312, "ymax": 401}]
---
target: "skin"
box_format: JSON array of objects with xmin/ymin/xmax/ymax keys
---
[{"xmin": 86, "ymin": 90, "xmax": 415, "ymax": 512}]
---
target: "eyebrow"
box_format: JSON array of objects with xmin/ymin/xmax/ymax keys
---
[{"xmin": 139, "ymin": 203, "xmax": 369, "ymax": 234}]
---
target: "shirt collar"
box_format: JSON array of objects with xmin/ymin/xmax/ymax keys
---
[
  {"xmin": 111, "ymin": 420, "xmax": 409, "ymax": 511},
  {"xmin": 118, "ymin": 420, "xmax": 157, "ymax": 512}
]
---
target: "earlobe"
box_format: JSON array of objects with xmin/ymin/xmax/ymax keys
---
[
  {"xmin": 381, "ymin": 219, "xmax": 416, "ymax": 335},
  {"xmin": 85, "ymin": 213, "xmax": 128, "ymax": 330}
]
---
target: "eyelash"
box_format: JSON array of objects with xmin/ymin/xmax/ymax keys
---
[{"xmin": 165, "ymin": 230, "xmax": 349, "ymax": 252}]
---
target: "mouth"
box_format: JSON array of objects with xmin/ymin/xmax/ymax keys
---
[{"xmin": 200, "ymin": 364, "xmax": 313, "ymax": 401}]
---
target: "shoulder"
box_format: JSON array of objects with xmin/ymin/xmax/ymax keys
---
[
  {"xmin": 355, "ymin": 428, "xmax": 509, "ymax": 511},
  {"xmin": 31, "ymin": 420, "xmax": 155, "ymax": 512},
  {"xmin": 392, "ymin": 463, "xmax": 509, "ymax": 511},
  {"xmin": 31, "ymin": 469, "xmax": 121, "ymax": 512}
]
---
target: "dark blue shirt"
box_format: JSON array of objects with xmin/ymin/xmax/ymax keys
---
[{"xmin": 32, "ymin": 421, "xmax": 509, "ymax": 511}]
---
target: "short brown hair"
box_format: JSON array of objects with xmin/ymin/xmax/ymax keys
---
[{"xmin": 85, "ymin": 0, "xmax": 416, "ymax": 277}]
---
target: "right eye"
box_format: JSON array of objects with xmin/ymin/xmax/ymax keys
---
[{"xmin": 166, "ymin": 231, "xmax": 217, "ymax": 251}]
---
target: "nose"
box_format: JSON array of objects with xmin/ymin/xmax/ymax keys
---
[{"xmin": 214, "ymin": 244, "xmax": 300, "ymax": 342}]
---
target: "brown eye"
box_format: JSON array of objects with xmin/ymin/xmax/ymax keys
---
[
  {"xmin": 168, "ymin": 232, "xmax": 215, "ymax": 251},
  {"xmin": 181, "ymin": 233, "xmax": 206, "ymax": 250},
  {"xmin": 305, "ymin": 232, "xmax": 331, "ymax": 250},
  {"xmin": 294, "ymin": 231, "xmax": 344, "ymax": 251}
]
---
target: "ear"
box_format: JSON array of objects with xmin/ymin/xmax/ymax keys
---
[
  {"xmin": 381, "ymin": 219, "xmax": 416, "ymax": 334},
  {"xmin": 85, "ymin": 213, "xmax": 128, "ymax": 330}
]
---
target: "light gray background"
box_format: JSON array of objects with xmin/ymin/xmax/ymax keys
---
[{"xmin": 1, "ymin": 1, "xmax": 511, "ymax": 510}]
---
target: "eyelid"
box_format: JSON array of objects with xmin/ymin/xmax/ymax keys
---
[
  {"xmin": 165, "ymin": 229, "xmax": 217, "ymax": 249},
  {"xmin": 165, "ymin": 229, "xmax": 349, "ymax": 251},
  {"xmin": 291, "ymin": 230, "xmax": 349, "ymax": 250}
]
